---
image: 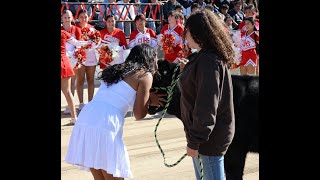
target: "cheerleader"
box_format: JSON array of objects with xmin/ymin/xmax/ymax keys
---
[
  {"xmin": 61, "ymin": 10, "xmax": 82, "ymax": 114},
  {"xmin": 61, "ymin": 30, "xmax": 89, "ymax": 125},
  {"xmin": 240, "ymin": 17, "xmax": 259, "ymax": 75},
  {"xmin": 99, "ymin": 15, "xmax": 128, "ymax": 69},
  {"xmin": 237, "ymin": 4, "xmax": 259, "ymax": 32},
  {"xmin": 128, "ymin": 14, "xmax": 158, "ymax": 49},
  {"xmin": 75, "ymin": 9, "xmax": 101, "ymax": 110},
  {"xmin": 158, "ymin": 10, "xmax": 184, "ymax": 63}
]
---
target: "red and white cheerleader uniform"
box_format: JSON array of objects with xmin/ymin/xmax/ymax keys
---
[
  {"xmin": 159, "ymin": 24, "xmax": 184, "ymax": 63},
  {"xmin": 99, "ymin": 28, "xmax": 128, "ymax": 69},
  {"xmin": 76, "ymin": 24, "xmax": 100, "ymax": 67},
  {"xmin": 238, "ymin": 19, "xmax": 259, "ymax": 33},
  {"xmin": 240, "ymin": 30, "xmax": 259, "ymax": 67},
  {"xmin": 61, "ymin": 25, "xmax": 82, "ymax": 66},
  {"xmin": 61, "ymin": 30, "xmax": 75, "ymax": 78},
  {"xmin": 61, "ymin": 30, "xmax": 90, "ymax": 78},
  {"xmin": 128, "ymin": 28, "xmax": 158, "ymax": 49}
]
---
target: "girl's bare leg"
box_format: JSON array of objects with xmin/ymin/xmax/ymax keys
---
[
  {"xmin": 246, "ymin": 64, "xmax": 256, "ymax": 75},
  {"xmin": 101, "ymin": 170, "xmax": 124, "ymax": 180},
  {"xmin": 90, "ymin": 168, "xmax": 105, "ymax": 180},
  {"xmin": 85, "ymin": 65, "xmax": 96, "ymax": 102},
  {"xmin": 61, "ymin": 77, "xmax": 77, "ymax": 120},
  {"xmin": 240, "ymin": 66, "xmax": 247, "ymax": 75},
  {"xmin": 76, "ymin": 66, "xmax": 86, "ymax": 105}
]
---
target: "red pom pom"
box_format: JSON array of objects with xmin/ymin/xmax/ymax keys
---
[
  {"xmin": 98, "ymin": 45, "xmax": 113, "ymax": 66},
  {"xmin": 161, "ymin": 34, "xmax": 176, "ymax": 54}
]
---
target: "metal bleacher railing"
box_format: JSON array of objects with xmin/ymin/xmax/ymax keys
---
[{"xmin": 61, "ymin": 1, "xmax": 165, "ymax": 37}]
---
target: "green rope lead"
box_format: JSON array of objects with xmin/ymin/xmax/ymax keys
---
[
  {"xmin": 153, "ymin": 63, "xmax": 204, "ymax": 180},
  {"xmin": 198, "ymin": 154, "xmax": 204, "ymax": 180}
]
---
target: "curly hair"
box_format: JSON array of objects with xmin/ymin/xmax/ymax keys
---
[
  {"xmin": 97, "ymin": 44, "xmax": 157, "ymax": 87},
  {"xmin": 184, "ymin": 9, "xmax": 235, "ymax": 64}
]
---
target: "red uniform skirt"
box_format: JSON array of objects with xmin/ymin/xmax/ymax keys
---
[
  {"xmin": 241, "ymin": 49, "xmax": 258, "ymax": 66},
  {"xmin": 61, "ymin": 55, "xmax": 75, "ymax": 79}
]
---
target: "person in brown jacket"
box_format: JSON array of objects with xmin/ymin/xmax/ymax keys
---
[{"xmin": 180, "ymin": 9, "xmax": 236, "ymax": 180}]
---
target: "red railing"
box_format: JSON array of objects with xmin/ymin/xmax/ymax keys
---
[{"xmin": 61, "ymin": 2, "xmax": 164, "ymax": 24}]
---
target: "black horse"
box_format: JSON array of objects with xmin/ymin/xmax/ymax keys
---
[{"xmin": 149, "ymin": 58, "xmax": 259, "ymax": 180}]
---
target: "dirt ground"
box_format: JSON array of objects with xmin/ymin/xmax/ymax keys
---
[{"xmin": 61, "ymin": 82, "xmax": 258, "ymax": 180}]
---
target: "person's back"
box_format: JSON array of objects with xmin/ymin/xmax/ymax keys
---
[{"xmin": 86, "ymin": 80, "xmax": 136, "ymax": 116}]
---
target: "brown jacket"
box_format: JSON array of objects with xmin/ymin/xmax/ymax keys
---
[{"xmin": 180, "ymin": 49, "xmax": 235, "ymax": 156}]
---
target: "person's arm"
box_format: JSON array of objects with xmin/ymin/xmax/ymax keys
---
[
  {"xmin": 255, "ymin": 31, "xmax": 259, "ymax": 44},
  {"xmin": 67, "ymin": 37, "xmax": 90, "ymax": 47},
  {"xmin": 174, "ymin": 28, "xmax": 184, "ymax": 56},
  {"xmin": 232, "ymin": 18, "xmax": 239, "ymax": 29},
  {"xmin": 175, "ymin": 25, "xmax": 184, "ymax": 48},
  {"xmin": 133, "ymin": 72, "xmax": 153, "ymax": 120},
  {"xmin": 149, "ymin": 29, "xmax": 158, "ymax": 49},
  {"xmin": 128, "ymin": 31, "xmax": 136, "ymax": 49},
  {"xmin": 119, "ymin": 30, "xmax": 129, "ymax": 49},
  {"xmin": 179, "ymin": 58, "xmax": 189, "ymax": 71},
  {"xmin": 187, "ymin": 55, "xmax": 221, "ymax": 150},
  {"xmin": 157, "ymin": 26, "xmax": 165, "ymax": 47}
]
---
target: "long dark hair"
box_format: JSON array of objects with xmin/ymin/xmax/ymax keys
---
[
  {"xmin": 97, "ymin": 44, "xmax": 157, "ymax": 86},
  {"xmin": 184, "ymin": 9, "xmax": 235, "ymax": 64}
]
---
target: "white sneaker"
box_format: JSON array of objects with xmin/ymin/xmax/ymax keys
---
[
  {"xmin": 64, "ymin": 107, "xmax": 70, "ymax": 114},
  {"xmin": 70, "ymin": 118, "xmax": 77, "ymax": 125},
  {"xmin": 79, "ymin": 103, "xmax": 86, "ymax": 110}
]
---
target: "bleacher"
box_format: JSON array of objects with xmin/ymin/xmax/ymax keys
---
[{"xmin": 61, "ymin": 1, "xmax": 166, "ymax": 37}]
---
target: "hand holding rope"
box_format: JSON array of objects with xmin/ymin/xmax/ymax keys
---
[{"xmin": 153, "ymin": 62, "xmax": 204, "ymax": 180}]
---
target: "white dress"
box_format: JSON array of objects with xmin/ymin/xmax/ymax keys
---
[{"xmin": 65, "ymin": 80, "xmax": 136, "ymax": 178}]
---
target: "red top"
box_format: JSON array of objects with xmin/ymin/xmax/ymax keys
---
[
  {"xmin": 160, "ymin": 24, "xmax": 184, "ymax": 63},
  {"xmin": 61, "ymin": 30, "xmax": 71, "ymax": 56},
  {"xmin": 61, "ymin": 25, "xmax": 81, "ymax": 40},
  {"xmin": 61, "ymin": 30, "xmax": 75, "ymax": 78},
  {"xmin": 129, "ymin": 28, "xmax": 158, "ymax": 48},
  {"xmin": 99, "ymin": 28, "xmax": 128, "ymax": 49}
]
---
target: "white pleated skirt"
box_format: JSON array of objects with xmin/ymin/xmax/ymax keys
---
[{"xmin": 65, "ymin": 101, "xmax": 133, "ymax": 178}]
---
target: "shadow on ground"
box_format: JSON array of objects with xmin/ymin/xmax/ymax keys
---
[
  {"xmin": 143, "ymin": 112, "xmax": 177, "ymax": 120},
  {"xmin": 61, "ymin": 110, "xmax": 80, "ymax": 126},
  {"xmin": 61, "ymin": 109, "xmax": 178, "ymax": 127}
]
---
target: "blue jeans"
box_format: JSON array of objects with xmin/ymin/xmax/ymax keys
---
[{"xmin": 192, "ymin": 154, "xmax": 226, "ymax": 180}]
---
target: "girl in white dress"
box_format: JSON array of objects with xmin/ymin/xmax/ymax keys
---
[{"xmin": 65, "ymin": 44, "xmax": 161, "ymax": 180}]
